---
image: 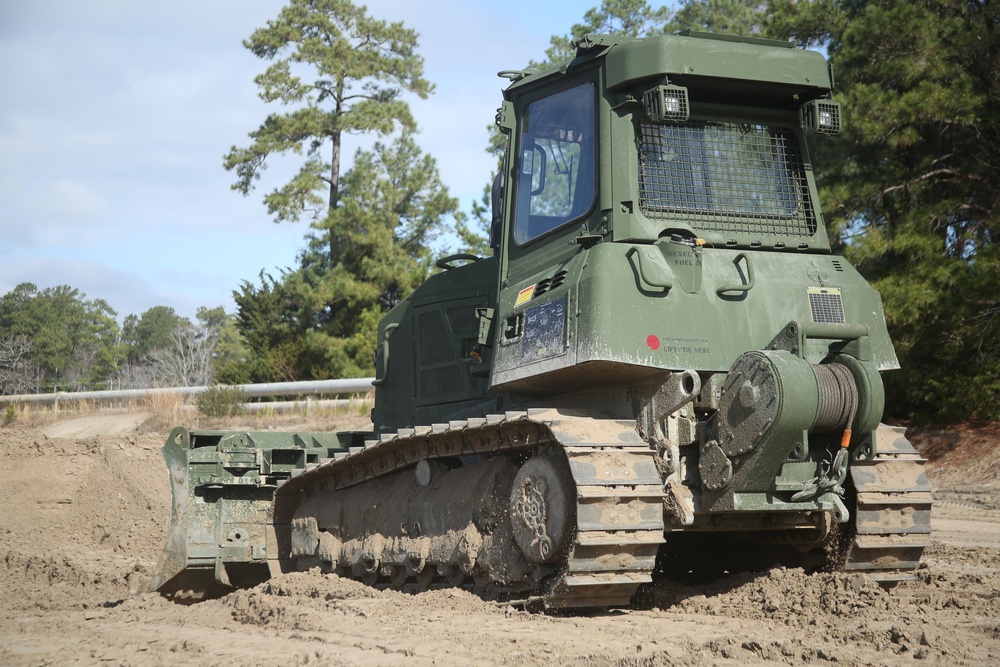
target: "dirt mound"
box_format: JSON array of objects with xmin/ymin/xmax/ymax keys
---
[
  {"xmin": 0, "ymin": 417, "xmax": 997, "ymax": 666},
  {"xmin": 0, "ymin": 425, "xmax": 168, "ymax": 561},
  {"xmin": 649, "ymin": 566, "xmax": 895, "ymax": 620},
  {"xmin": 225, "ymin": 571, "xmax": 388, "ymax": 629},
  {"xmin": 909, "ymin": 421, "xmax": 1000, "ymax": 510},
  {"xmin": 0, "ymin": 422, "xmax": 167, "ymax": 622},
  {"xmin": 908, "ymin": 421, "xmax": 1000, "ymax": 472}
]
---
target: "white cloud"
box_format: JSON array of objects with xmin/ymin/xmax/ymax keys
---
[
  {"xmin": 35, "ymin": 180, "xmax": 107, "ymax": 220},
  {"xmin": 0, "ymin": 0, "xmax": 578, "ymax": 318}
]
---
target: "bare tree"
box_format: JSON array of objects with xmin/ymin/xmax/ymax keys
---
[
  {"xmin": 147, "ymin": 326, "xmax": 216, "ymax": 387},
  {"xmin": 66, "ymin": 343, "xmax": 102, "ymax": 391},
  {"xmin": 0, "ymin": 335, "xmax": 39, "ymax": 395}
]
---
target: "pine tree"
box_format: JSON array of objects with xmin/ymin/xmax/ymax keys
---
[
  {"xmin": 223, "ymin": 0, "xmax": 432, "ymax": 257},
  {"xmin": 287, "ymin": 132, "xmax": 458, "ymax": 377},
  {"xmin": 543, "ymin": 0, "xmax": 672, "ymax": 63},
  {"xmin": 223, "ymin": 0, "xmax": 460, "ymax": 381},
  {"xmin": 0, "ymin": 284, "xmax": 123, "ymax": 391},
  {"xmin": 770, "ymin": 0, "xmax": 1000, "ymax": 421},
  {"xmin": 232, "ymin": 271, "xmax": 307, "ymax": 382},
  {"xmin": 668, "ymin": 0, "xmax": 768, "ymax": 35}
]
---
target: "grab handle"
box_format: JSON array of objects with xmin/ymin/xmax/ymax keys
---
[
  {"xmin": 625, "ymin": 246, "xmax": 674, "ymax": 290},
  {"xmin": 372, "ymin": 322, "xmax": 400, "ymax": 386},
  {"xmin": 716, "ymin": 252, "xmax": 754, "ymax": 295}
]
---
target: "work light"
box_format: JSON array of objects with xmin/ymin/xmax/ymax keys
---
[{"xmin": 801, "ymin": 99, "xmax": 842, "ymax": 135}]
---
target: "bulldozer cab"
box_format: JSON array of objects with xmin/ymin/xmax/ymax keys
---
[
  {"xmin": 374, "ymin": 30, "xmax": 867, "ymax": 426},
  {"xmin": 496, "ymin": 31, "xmax": 839, "ymax": 273}
]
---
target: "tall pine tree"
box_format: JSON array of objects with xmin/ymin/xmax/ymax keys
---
[
  {"xmin": 770, "ymin": 0, "xmax": 1000, "ymax": 421},
  {"xmin": 224, "ymin": 0, "xmax": 458, "ymax": 380},
  {"xmin": 288, "ymin": 132, "xmax": 458, "ymax": 378},
  {"xmin": 223, "ymin": 0, "xmax": 433, "ymax": 255}
]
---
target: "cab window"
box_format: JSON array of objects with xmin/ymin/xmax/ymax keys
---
[{"xmin": 513, "ymin": 82, "xmax": 596, "ymax": 245}]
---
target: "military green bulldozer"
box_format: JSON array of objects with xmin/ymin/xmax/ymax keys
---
[{"xmin": 151, "ymin": 31, "xmax": 932, "ymax": 609}]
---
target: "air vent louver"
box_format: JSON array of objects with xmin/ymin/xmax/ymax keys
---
[{"xmin": 534, "ymin": 270, "xmax": 568, "ymax": 298}]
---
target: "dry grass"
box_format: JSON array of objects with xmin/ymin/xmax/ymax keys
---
[
  {"xmin": 1, "ymin": 393, "xmax": 375, "ymax": 435},
  {"xmin": 3, "ymin": 398, "xmax": 119, "ymax": 429}
]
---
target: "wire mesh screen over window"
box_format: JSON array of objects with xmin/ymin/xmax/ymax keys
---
[{"xmin": 638, "ymin": 121, "xmax": 816, "ymax": 237}]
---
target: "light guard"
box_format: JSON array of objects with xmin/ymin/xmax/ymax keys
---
[
  {"xmin": 643, "ymin": 84, "xmax": 690, "ymax": 122},
  {"xmin": 801, "ymin": 99, "xmax": 842, "ymax": 136}
]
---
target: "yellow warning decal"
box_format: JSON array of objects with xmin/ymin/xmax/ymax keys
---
[{"xmin": 515, "ymin": 284, "xmax": 536, "ymax": 307}]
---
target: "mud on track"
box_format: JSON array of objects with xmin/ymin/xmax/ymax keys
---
[{"xmin": 0, "ymin": 417, "xmax": 998, "ymax": 666}]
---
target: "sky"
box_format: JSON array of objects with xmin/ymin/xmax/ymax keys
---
[{"xmin": 0, "ymin": 0, "xmax": 584, "ymax": 322}]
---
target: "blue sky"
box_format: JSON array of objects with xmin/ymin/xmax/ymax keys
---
[{"xmin": 0, "ymin": 1, "xmax": 593, "ymax": 321}]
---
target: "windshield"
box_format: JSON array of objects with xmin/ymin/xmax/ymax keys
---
[
  {"xmin": 514, "ymin": 82, "xmax": 596, "ymax": 245},
  {"xmin": 637, "ymin": 120, "xmax": 816, "ymax": 237}
]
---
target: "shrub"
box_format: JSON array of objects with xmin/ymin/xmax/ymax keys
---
[
  {"xmin": 195, "ymin": 385, "xmax": 247, "ymax": 417},
  {"xmin": 3, "ymin": 404, "xmax": 16, "ymax": 426}
]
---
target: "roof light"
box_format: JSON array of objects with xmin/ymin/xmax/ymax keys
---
[
  {"xmin": 643, "ymin": 84, "xmax": 690, "ymax": 122},
  {"xmin": 801, "ymin": 99, "xmax": 842, "ymax": 136}
]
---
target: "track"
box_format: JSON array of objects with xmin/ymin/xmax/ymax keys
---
[
  {"xmin": 842, "ymin": 425, "xmax": 934, "ymax": 583},
  {"xmin": 268, "ymin": 410, "xmax": 665, "ymax": 609},
  {"xmin": 266, "ymin": 416, "xmax": 929, "ymax": 606}
]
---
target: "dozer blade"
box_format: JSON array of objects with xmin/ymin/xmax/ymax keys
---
[
  {"xmin": 149, "ymin": 427, "xmax": 202, "ymax": 598},
  {"xmin": 150, "ymin": 426, "xmax": 357, "ymax": 601}
]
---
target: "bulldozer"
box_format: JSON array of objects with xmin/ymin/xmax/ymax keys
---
[{"xmin": 151, "ymin": 31, "xmax": 932, "ymax": 609}]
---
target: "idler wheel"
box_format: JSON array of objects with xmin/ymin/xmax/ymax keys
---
[
  {"xmin": 414, "ymin": 566, "xmax": 435, "ymax": 590},
  {"xmin": 388, "ymin": 565, "xmax": 407, "ymax": 589},
  {"xmin": 509, "ymin": 455, "xmax": 575, "ymax": 564},
  {"xmin": 440, "ymin": 563, "xmax": 465, "ymax": 586}
]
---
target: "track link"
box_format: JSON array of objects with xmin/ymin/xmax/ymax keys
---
[
  {"xmin": 267, "ymin": 409, "xmax": 664, "ymax": 609},
  {"xmin": 844, "ymin": 425, "xmax": 933, "ymax": 583}
]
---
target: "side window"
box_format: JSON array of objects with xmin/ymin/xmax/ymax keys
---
[{"xmin": 514, "ymin": 82, "xmax": 596, "ymax": 245}]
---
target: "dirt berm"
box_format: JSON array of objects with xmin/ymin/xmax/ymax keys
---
[{"xmin": 1, "ymin": 415, "xmax": 998, "ymax": 665}]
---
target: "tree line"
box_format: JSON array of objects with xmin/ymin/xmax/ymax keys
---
[
  {"xmin": 0, "ymin": 285, "xmax": 247, "ymax": 394},
  {"xmin": 2, "ymin": 0, "xmax": 996, "ymax": 423}
]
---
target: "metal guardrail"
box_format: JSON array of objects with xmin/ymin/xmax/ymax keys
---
[{"xmin": 0, "ymin": 378, "xmax": 376, "ymax": 406}]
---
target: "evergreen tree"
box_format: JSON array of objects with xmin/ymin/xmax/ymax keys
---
[
  {"xmin": 769, "ymin": 0, "xmax": 1000, "ymax": 421},
  {"xmin": 543, "ymin": 0, "xmax": 672, "ymax": 63},
  {"xmin": 232, "ymin": 271, "xmax": 307, "ymax": 382},
  {"xmin": 288, "ymin": 132, "xmax": 458, "ymax": 378},
  {"xmin": 543, "ymin": 1, "xmax": 769, "ymax": 66},
  {"xmin": 0, "ymin": 284, "xmax": 123, "ymax": 391},
  {"xmin": 232, "ymin": 134, "xmax": 457, "ymax": 380},
  {"xmin": 668, "ymin": 0, "xmax": 768, "ymax": 35},
  {"xmin": 223, "ymin": 0, "xmax": 457, "ymax": 381},
  {"xmin": 223, "ymin": 0, "xmax": 432, "ymax": 258},
  {"xmin": 122, "ymin": 306, "xmax": 190, "ymax": 366}
]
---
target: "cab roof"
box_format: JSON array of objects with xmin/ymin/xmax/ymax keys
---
[{"xmin": 503, "ymin": 31, "xmax": 833, "ymax": 99}]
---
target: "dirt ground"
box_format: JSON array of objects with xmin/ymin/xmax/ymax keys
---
[{"xmin": 1, "ymin": 413, "xmax": 998, "ymax": 666}]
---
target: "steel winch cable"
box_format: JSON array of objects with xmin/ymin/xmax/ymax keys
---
[
  {"xmin": 813, "ymin": 363, "xmax": 859, "ymax": 433},
  {"xmin": 791, "ymin": 363, "xmax": 860, "ymax": 503}
]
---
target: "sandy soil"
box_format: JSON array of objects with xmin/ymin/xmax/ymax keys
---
[{"xmin": 1, "ymin": 416, "xmax": 997, "ymax": 666}]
